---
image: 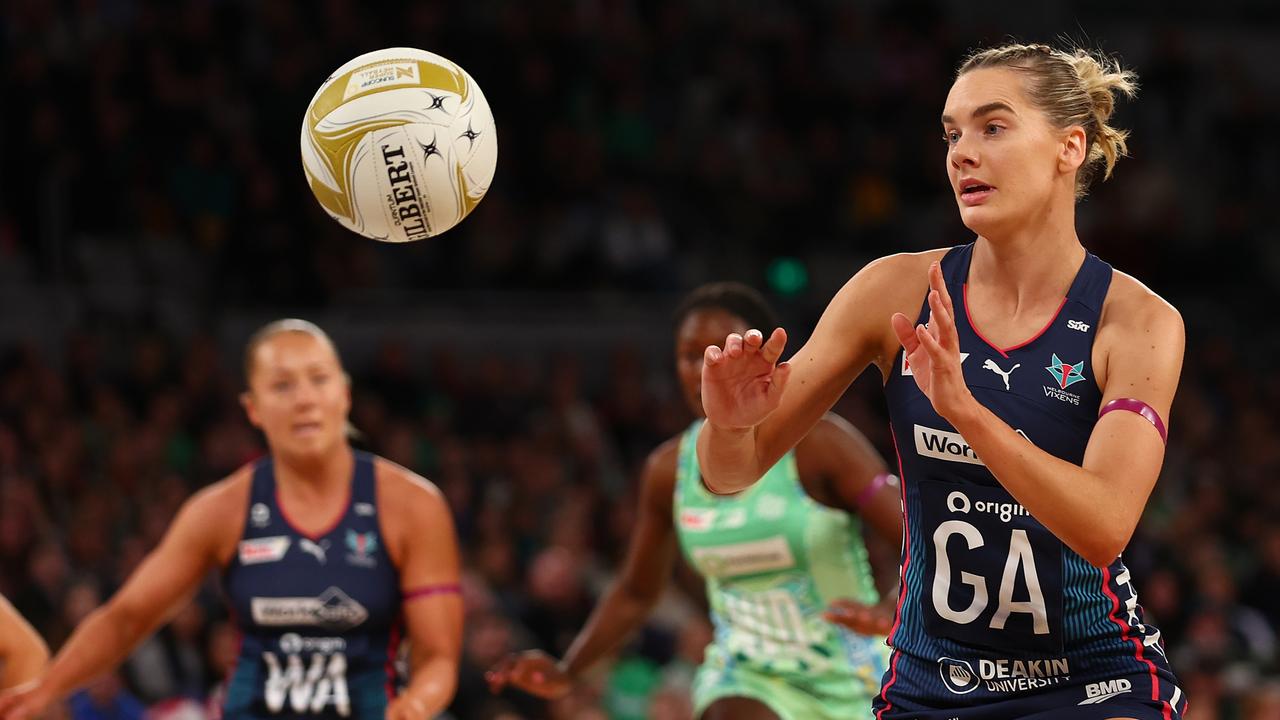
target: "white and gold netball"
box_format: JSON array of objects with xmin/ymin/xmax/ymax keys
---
[{"xmin": 300, "ymin": 47, "xmax": 497, "ymax": 241}]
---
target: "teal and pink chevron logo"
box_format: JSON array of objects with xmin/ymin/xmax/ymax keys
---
[{"xmin": 1045, "ymin": 354, "xmax": 1086, "ymax": 389}]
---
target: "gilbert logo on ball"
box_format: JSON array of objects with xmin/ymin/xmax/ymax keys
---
[{"xmin": 300, "ymin": 48, "xmax": 497, "ymax": 242}]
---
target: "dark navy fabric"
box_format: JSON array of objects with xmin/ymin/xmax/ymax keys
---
[
  {"xmin": 874, "ymin": 244, "xmax": 1184, "ymax": 718},
  {"xmin": 222, "ymin": 451, "xmax": 402, "ymax": 719}
]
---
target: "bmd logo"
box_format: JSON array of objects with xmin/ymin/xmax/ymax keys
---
[{"xmin": 1079, "ymin": 678, "xmax": 1132, "ymax": 705}]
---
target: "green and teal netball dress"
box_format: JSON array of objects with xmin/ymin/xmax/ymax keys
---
[{"xmin": 674, "ymin": 420, "xmax": 889, "ymax": 719}]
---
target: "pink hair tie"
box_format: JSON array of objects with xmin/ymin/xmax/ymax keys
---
[
  {"xmin": 402, "ymin": 583, "xmax": 462, "ymax": 601},
  {"xmin": 1099, "ymin": 398, "xmax": 1167, "ymax": 444},
  {"xmin": 854, "ymin": 473, "xmax": 895, "ymax": 509}
]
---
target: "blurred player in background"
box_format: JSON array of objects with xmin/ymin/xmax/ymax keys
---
[
  {"xmin": 489, "ymin": 282, "xmax": 902, "ymax": 719},
  {"xmin": 0, "ymin": 319, "xmax": 461, "ymax": 720},
  {"xmin": 698, "ymin": 44, "xmax": 1188, "ymax": 719},
  {"xmin": 0, "ymin": 595, "xmax": 48, "ymax": 693}
]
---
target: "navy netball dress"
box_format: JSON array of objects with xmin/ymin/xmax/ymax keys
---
[
  {"xmin": 222, "ymin": 452, "xmax": 402, "ymax": 719},
  {"xmin": 874, "ymin": 244, "xmax": 1185, "ymax": 719}
]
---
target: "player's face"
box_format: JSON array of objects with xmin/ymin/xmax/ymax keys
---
[
  {"xmin": 242, "ymin": 332, "xmax": 351, "ymax": 457},
  {"xmin": 675, "ymin": 308, "xmax": 748, "ymax": 417},
  {"xmin": 942, "ymin": 68, "xmax": 1076, "ymax": 237}
]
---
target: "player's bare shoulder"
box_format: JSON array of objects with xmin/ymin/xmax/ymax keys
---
[
  {"xmin": 1097, "ymin": 269, "xmax": 1186, "ymax": 387},
  {"xmin": 1100, "ymin": 270, "xmax": 1184, "ymax": 340},
  {"xmin": 374, "ymin": 457, "xmax": 447, "ymax": 512},
  {"xmin": 830, "ymin": 248, "xmax": 949, "ymax": 371},
  {"xmin": 372, "ymin": 458, "xmax": 455, "ymax": 567},
  {"xmin": 639, "ymin": 435, "xmax": 682, "ymax": 516},
  {"xmin": 180, "ymin": 464, "xmax": 255, "ymax": 565}
]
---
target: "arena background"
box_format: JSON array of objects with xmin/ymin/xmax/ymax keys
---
[{"xmin": 2, "ymin": 1, "xmax": 1278, "ymax": 718}]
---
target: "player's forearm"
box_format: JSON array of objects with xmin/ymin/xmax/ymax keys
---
[
  {"xmin": 404, "ymin": 655, "xmax": 458, "ymax": 716},
  {"xmin": 34, "ymin": 605, "xmax": 146, "ymax": 701},
  {"xmin": 949, "ymin": 401, "xmax": 1140, "ymax": 567},
  {"xmin": 0, "ymin": 625, "xmax": 49, "ymax": 690},
  {"xmin": 695, "ymin": 422, "xmax": 762, "ymax": 493},
  {"xmin": 560, "ymin": 584, "xmax": 658, "ymax": 678}
]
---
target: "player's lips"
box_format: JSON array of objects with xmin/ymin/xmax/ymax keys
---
[
  {"xmin": 958, "ymin": 178, "xmax": 996, "ymax": 205},
  {"xmin": 292, "ymin": 421, "xmax": 323, "ymax": 435}
]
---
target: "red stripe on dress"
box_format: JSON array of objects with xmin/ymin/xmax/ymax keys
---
[
  {"xmin": 962, "ymin": 283, "xmax": 1068, "ymax": 358},
  {"xmin": 1101, "ymin": 566, "xmax": 1172, "ymax": 720},
  {"xmin": 876, "ymin": 424, "xmax": 912, "ymax": 719}
]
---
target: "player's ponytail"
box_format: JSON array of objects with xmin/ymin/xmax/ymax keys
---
[{"xmin": 958, "ymin": 43, "xmax": 1137, "ymax": 199}]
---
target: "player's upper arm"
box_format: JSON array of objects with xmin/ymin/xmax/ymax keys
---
[
  {"xmin": 756, "ymin": 251, "xmax": 939, "ymax": 469},
  {"xmin": 797, "ymin": 415, "xmax": 901, "ymax": 547},
  {"xmin": 614, "ymin": 438, "xmax": 681, "ymax": 604},
  {"xmin": 378, "ymin": 462, "xmax": 462, "ymax": 659},
  {"xmin": 1082, "ymin": 278, "xmax": 1185, "ymax": 536},
  {"xmin": 107, "ymin": 474, "xmax": 245, "ymax": 631}
]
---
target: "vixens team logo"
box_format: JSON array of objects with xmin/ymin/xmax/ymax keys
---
[
  {"xmin": 345, "ymin": 530, "xmax": 379, "ymax": 569},
  {"xmin": 1045, "ymin": 354, "xmax": 1086, "ymax": 389}
]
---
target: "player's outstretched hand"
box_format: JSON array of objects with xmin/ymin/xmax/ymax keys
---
[
  {"xmin": 0, "ymin": 683, "xmax": 52, "ymax": 720},
  {"xmin": 701, "ymin": 327, "xmax": 791, "ymax": 430},
  {"xmin": 486, "ymin": 650, "xmax": 571, "ymax": 701},
  {"xmin": 824, "ymin": 598, "xmax": 895, "ymax": 637},
  {"xmin": 891, "ymin": 261, "xmax": 972, "ymax": 422}
]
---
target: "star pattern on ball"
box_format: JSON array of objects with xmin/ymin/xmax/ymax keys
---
[
  {"xmin": 420, "ymin": 139, "xmax": 441, "ymax": 158},
  {"xmin": 427, "ymin": 93, "xmax": 446, "ymax": 111},
  {"xmin": 461, "ymin": 123, "xmax": 481, "ymax": 145}
]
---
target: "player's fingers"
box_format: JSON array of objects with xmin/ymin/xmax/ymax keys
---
[
  {"xmin": 891, "ymin": 313, "xmax": 919, "ymax": 352},
  {"xmin": 724, "ymin": 333, "xmax": 744, "ymax": 359},
  {"xmin": 743, "ymin": 328, "xmax": 764, "ymax": 351},
  {"xmin": 932, "ymin": 262, "xmax": 956, "ymax": 316},
  {"xmin": 486, "ymin": 657, "xmax": 516, "ymax": 691},
  {"xmin": 768, "ymin": 361, "xmax": 792, "ymax": 401},
  {"xmin": 704, "ymin": 344, "xmax": 723, "ymax": 366},
  {"xmin": 927, "ymin": 290, "xmax": 958, "ymax": 348},
  {"xmin": 760, "ymin": 327, "xmax": 788, "ymax": 365},
  {"xmin": 916, "ymin": 324, "xmax": 948, "ymax": 363}
]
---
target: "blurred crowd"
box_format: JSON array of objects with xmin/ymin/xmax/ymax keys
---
[{"xmin": 2, "ymin": 0, "xmax": 1279, "ymax": 719}]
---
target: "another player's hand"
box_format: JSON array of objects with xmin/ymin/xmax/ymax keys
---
[
  {"xmin": 701, "ymin": 327, "xmax": 792, "ymax": 430},
  {"xmin": 891, "ymin": 261, "xmax": 973, "ymax": 421},
  {"xmin": 0, "ymin": 682, "xmax": 53, "ymax": 720},
  {"xmin": 824, "ymin": 598, "xmax": 895, "ymax": 637},
  {"xmin": 385, "ymin": 694, "xmax": 429, "ymax": 720},
  {"xmin": 485, "ymin": 650, "xmax": 571, "ymax": 700}
]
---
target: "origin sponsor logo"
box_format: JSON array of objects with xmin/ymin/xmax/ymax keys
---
[
  {"xmin": 1079, "ymin": 678, "xmax": 1132, "ymax": 705},
  {"xmin": 252, "ymin": 587, "xmax": 369, "ymax": 630},
  {"xmin": 278, "ymin": 633, "xmax": 347, "ymax": 656},
  {"xmin": 1067, "ymin": 320, "xmax": 1091, "ymax": 333},
  {"xmin": 691, "ymin": 536, "xmax": 795, "ymax": 578},
  {"xmin": 945, "ymin": 490, "xmax": 1031, "ymax": 524},
  {"xmin": 239, "ymin": 536, "xmax": 291, "ymax": 565},
  {"xmin": 915, "ymin": 425, "xmax": 983, "ymax": 466}
]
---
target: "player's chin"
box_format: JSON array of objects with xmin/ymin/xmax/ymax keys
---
[{"xmin": 956, "ymin": 203, "xmax": 1007, "ymax": 235}]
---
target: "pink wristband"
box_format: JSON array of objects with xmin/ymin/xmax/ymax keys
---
[
  {"xmin": 854, "ymin": 473, "xmax": 895, "ymax": 508},
  {"xmin": 403, "ymin": 583, "xmax": 462, "ymax": 601},
  {"xmin": 1099, "ymin": 398, "xmax": 1167, "ymax": 444}
]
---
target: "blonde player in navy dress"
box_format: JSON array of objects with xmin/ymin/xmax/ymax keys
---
[
  {"xmin": 696, "ymin": 44, "xmax": 1188, "ymax": 719},
  {"xmin": 0, "ymin": 320, "xmax": 462, "ymax": 720}
]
